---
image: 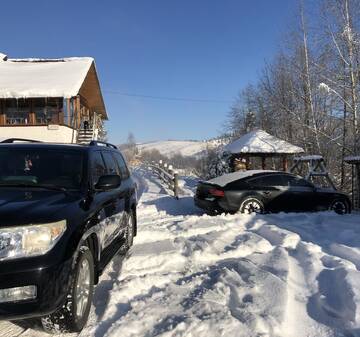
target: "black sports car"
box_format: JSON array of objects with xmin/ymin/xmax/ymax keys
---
[{"xmin": 195, "ymin": 170, "xmax": 351, "ymax": 215}]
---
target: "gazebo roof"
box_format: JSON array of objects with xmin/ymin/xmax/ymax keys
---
[{"xmin": 223, "ymin": 130, "xmax": 304, "ymax": 156}]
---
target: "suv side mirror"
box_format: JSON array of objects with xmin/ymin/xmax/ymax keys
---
[{"xmin": 95, "ymin": 174, "xmax": 121, "ymax": 191}]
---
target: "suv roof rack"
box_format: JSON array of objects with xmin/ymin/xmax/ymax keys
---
[
  {"xmin": 1, "ymin": 138, "xmax": 42, "ymax": 143},
  {"xmin": 89, "ymin": 140, "xmax": 118, "ymax": 149}
]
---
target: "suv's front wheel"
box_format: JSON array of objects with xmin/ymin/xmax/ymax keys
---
[
  {"xmin": 41, "ymin": 246, "xmax": 94, "ymax": 333},
  {"xmin": 125, "ymin": 211, "xmax": 135, "ymax": 248}
]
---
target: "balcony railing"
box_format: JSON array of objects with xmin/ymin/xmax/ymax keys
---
[{"xmin": 1, "ymin": 111, "xmax": 66, "ymax": 126}]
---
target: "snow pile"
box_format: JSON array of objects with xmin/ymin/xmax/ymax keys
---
[
  {"xmin": 224, "ymin": 130, "xmax": 304, "ymax": 155},
  {"xmin": 2, "ymin": 168, "xmax": 360, "ymax": 337},
  {"xmin": 0, "ymin": 57, "xmax": 93, "ymax": 98}
]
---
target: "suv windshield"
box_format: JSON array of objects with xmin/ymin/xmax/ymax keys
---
[{"xmin": 0, "ymin": 148, "xmax": 84, "ymax": 190}]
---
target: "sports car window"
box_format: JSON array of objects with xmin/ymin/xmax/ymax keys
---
[
  {"xmin": 286, "ymin": 176, "xmax": 313, "ymax": 188},
  {"xmin": 249, "ymin": 175, "xmax": 286, "ymax": 187}
]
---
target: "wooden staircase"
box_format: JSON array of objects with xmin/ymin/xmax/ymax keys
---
[{"xmin": 77, "ymin": 128, "xmax": 94, "ymax": 144}]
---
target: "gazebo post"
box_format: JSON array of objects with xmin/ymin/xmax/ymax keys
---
[
  {"xmin": 356, "ymin": 164, "xmax": 360, "ymax": 209},
  {"xmin": 261, "ymin": 157, "xmax": 266, "ymax": 170},
  {"xmin": 282, "ymin": 156, "xmax": 288, "ymax": 172}
]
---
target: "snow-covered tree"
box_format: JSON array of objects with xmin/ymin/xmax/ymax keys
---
[{"xmin": 205, "ymin": 150, "xmax": 232, "ymax": 180}]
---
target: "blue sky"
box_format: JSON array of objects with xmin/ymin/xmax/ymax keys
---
[{"xmin": 0, "ymin": 0, "xmax": 298, "ymax": 144}]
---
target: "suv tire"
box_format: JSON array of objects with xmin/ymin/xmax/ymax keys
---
[
  {"xmin": 41, "ymin": 246, "xmax": 94, "ymax": 333},
  {"xmin": 125, "ymin": 211, "xmax": 135, "ymax": 248}
]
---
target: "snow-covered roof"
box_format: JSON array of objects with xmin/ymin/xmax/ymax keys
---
[
  {"xmin": 223, "ymin": 130, "xmax": 304, "ymax": 155},
  {"xmin": 294, "ymin": 155, "xmax": 323, "ymax": 161},
  {"xmin": 0, "ymin": 57, "xmax": 94, "ymax": 99},
  {"xmin": 206, "ymin": 170, "xmax": 279, "ymax": 187},
  {"xmin": 345, "ymin": 156, "xmax": 360, "ymax": 163}
]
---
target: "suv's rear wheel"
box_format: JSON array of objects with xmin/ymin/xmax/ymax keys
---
[{"xmin": 41, "ymin": 246, "xmax": 94, "ymax": 333}]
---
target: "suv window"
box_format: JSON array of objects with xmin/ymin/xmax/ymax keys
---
[
  {"xmin": 113, "ymin": 152, "xmax": 130, "ymax": 179},
  {"xmin": 91, "ymin": 151, "xmax": 106, "ymax": 185},
  {"xmin": 102, "ymin": 151, "xmax": 119, "ymax": 175},
  {"xmin": 0, "ymin": 148, "xmax": 84, "ymax": 189},
  {"xmin": 249, "ymin": 174, "xmax": 286, "ymax": 187}
]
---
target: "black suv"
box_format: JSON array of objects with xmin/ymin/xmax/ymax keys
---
[{"xmin": 0, "ymin": 139, "xmax": 137, "ymax": 333}]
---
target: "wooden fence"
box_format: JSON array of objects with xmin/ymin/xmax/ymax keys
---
[{"xmin": 147, "ymin": 160, "xmax": 180, "ymax": 199}]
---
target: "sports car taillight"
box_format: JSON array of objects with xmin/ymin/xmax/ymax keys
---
[{"xmin": 209, "ymin": 188, "xmax": 225, "ymax": 197}]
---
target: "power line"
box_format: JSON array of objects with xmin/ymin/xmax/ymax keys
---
[{"xmin": 103, "ymin": 90, "xmax": 232, "ymax": 103}]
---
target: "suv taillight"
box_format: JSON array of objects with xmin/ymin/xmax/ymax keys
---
[{"xmin": 209, "ymin": 188, "xmax": 225, "ymax": 197}]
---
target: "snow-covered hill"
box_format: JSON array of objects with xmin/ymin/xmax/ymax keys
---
[
  {"xmin": 2, "ymin": 168, "xmax": 360, "ymax": 337},
  {"xmin": 137, "ymin": 139, "xmax": 225, "ymax": 158}
]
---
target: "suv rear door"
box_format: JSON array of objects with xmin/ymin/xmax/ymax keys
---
[{"xmin": 101, "ymin": 150, "xmax": 127, "ymax": 245}]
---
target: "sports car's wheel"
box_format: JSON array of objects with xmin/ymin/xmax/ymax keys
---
[
  {"xmin": 239, "ymin": 197, "xmax": 264, "ymax": 214},
  {"xmin": 41, "ymin": 246, "xmax": 94, "ymax": 333},
  {"xmin": 329, "ymin": 199, "xmax": 349, "ymax": 215}
]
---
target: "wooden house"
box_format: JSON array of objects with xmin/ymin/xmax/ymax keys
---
[{"xmin": 0, "ymin": 54, "xmax": 107, "ymax": 143}]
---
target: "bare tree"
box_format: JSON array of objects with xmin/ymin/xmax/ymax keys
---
[{"xmin": 222, "ymin": 0, "xmax": 360, "ymax": 191}]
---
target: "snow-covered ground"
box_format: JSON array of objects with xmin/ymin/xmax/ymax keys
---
[
  {"xmin": 137, "ymin": 140, "xmax": 207, "ymax": 157},
  {"xmin": 2, "ymin": 167, "xmax": 360, "ymax": 337}
]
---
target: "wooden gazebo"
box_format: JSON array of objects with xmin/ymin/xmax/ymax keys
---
[
  {"xmin": 223, "ymin": 130, "xmax": 304, "ymax": 171},
  {"xmin": 345, "ymin": 156, "xmax": 360, "ymax": 209}
]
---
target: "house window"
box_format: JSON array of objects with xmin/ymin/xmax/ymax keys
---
[
  {"xmin": 33, "ymin": 98, "xmax": 63, "ymax": 125},
  {"xmin": 5, "ymin": 99, "xmax": 30, "ymax": 125}
]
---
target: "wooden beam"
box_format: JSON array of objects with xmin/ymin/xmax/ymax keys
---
[
  {"xmin": 65, "ymin": 98, "xmax": 71, "ymax": 127},
  {"xmin": 356, "ymin": 164, "xmax": 360, "ymax": 209},
  {"xmin": 75, "ymin": 95, "xmax": 81, "ymax": 129},
  {"xmin": 0, "ymin": 100, "xmax": 5, "ymax": 125}
]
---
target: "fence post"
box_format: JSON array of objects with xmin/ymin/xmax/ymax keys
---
[{"xmin": 173, "ymin": 172, "xmax": 179, "ymax": 199}]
